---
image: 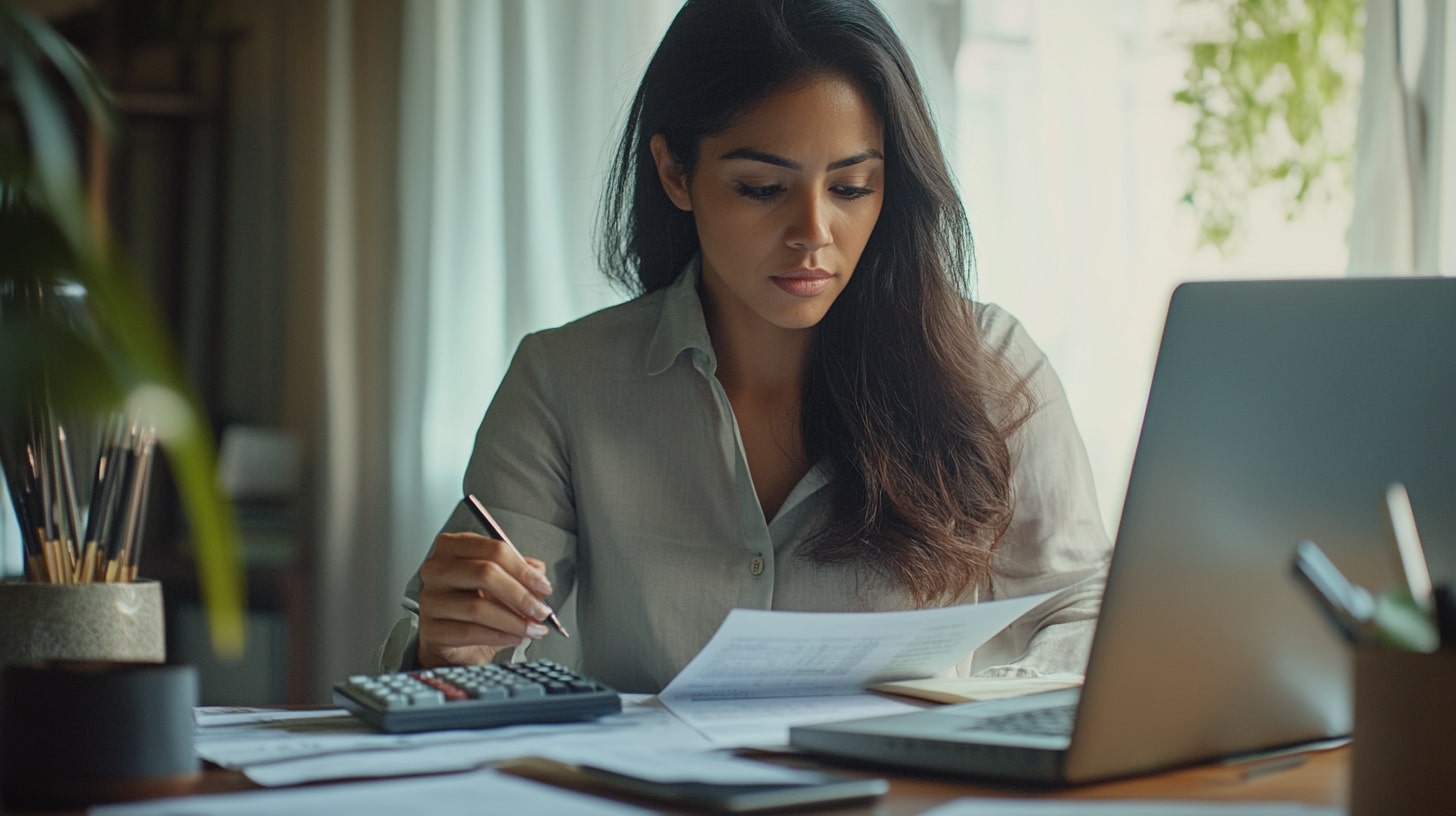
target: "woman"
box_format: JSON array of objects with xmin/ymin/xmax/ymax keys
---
[{"xmin": 378, "ymin": 0, "xmax": 1110, "ymax": 694}]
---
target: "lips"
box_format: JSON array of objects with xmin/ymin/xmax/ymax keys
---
[{"xmin": 771, "ymin": 270, "xmax": 833, "ymax": 298}]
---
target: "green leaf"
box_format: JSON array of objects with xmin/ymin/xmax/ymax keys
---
[
  {"xmin": 2, "ymin": 30, "xmax": 88, "ymax": 254},
  {"xmin": 1176, "ymin": 0, "xmax": 1364, "ymax": 253},
  {"xmin": 159, "ymin": 391, "xmax": 245, "ymax": 657},
  {"xmin": 0, "ymin": 317, "xmax": 123, "ymax": 415},
  {"xmin": 6, "ymin": 7, "xmax": 115, "ymax": 142}
]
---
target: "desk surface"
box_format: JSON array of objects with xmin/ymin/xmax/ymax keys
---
[
  {"xmin": 42, "ymin": 744, "xmax": 1346, "ymax": 815},
  {"xmin": 851, "ymin": 747, "xmax": 1346, "ymax": 814}
]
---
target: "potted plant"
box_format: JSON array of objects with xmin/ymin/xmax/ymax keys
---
[{"xmin": 0, "ymin": 3, "xmax": 244, "ymax": 655}]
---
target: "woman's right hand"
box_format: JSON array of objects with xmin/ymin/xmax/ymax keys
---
[{"xmin": 415, "ymin": 531, "xmax": 557, "ymax": 669}]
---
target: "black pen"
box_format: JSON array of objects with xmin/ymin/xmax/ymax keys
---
[{"xmin": 464, "ymin": 494, "xmax": 569, "ymax": 638}]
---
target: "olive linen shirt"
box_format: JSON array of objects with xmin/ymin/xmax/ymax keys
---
[{"xmin": 378, "ymin": 262, "xmax": 1112, "ymax": 694}]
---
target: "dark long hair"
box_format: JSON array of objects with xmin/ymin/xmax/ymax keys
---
[{"xmin": 598, "ymin": 0, "xmax": 1033, "ymax": 605}]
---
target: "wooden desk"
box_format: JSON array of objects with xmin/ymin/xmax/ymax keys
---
[
  {"xmin": 832, "ymin": 747, "xmax": 1346, "ymax": 814},
  {"xmin": 25, "ymin": 745, "xmax": 1347, "ymax": 814}
]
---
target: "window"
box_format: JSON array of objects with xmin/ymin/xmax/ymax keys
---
[{"xmin": 953, "ymin": 0, "xmax": 1359, "ymax": 532}]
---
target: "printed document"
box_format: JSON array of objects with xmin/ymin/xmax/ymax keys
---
[{"xmin": 658, "ymin": 590, "xmax": 1058, "ymax": 744}]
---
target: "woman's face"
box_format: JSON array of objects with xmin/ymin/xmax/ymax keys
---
[{"xmin": 652, "ymin": 75, "xmax": 886, "ymax": 334}]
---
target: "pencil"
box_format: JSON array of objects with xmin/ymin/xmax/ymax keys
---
[
  {"xmin": 1384, "ymin": 482, "xmax": 1434, "ymax": 614},
  {"xmin": 463, "ymin": 493, "xmax": 569, "ymax": 638},
  {"xmin": 54, "ymin": 423, "xmax": 85, "ymax": 572},
  {"xmin": 81, "ymin": 415, "xmax": 125, "ymax": 582},
  {"xmin": 121, "ymin": 432, "xmax": 157, "ymax": 582},
  {"xmin": 100, "ymin": 424, "xmax": 143, "ymax": 581},
  {"xmin": 113, "ymin": 430, "xmax": 154, "ymax": 584}
]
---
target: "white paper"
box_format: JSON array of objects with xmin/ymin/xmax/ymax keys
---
[
  {"xmin": 194, "ymin": 698, "xmax": 671, "ymax": 769},
  {"xmin": 662, "ymin": 591, "xmax": 1058, "ymax": 700},
  {"xmin": 193, "ymin": 706, "xmax": 354, "ymax": 728},
  {"xmin": 657, "ymin": 693, "xmax": 924, "ymax": 746},
  {"xmin": 235, "ymin": 698, "xmax": 713, "ymax": 788},
  {"xmin": 196, "ymin": 715, "xmax": 475, "ymax": 767},
  {"xmin": 657, "ymin": 591, "xmax": 1057, "ymax": 744},
  {"xmin": 90, "ymin": 768, "xmax": 649, "ymax": 816},
  {"xmin": 920, "ymin": 801, "xmax": 1340, "ymax": 816}
]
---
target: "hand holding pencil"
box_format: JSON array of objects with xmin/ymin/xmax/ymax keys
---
[{"xmin": 414, "ymin": 494, "xmax": 568, "ymax": 670}]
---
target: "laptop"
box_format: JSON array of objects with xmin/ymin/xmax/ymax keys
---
[{"xmin": 790, "ymin": 277, "xmax": 1456, "ymax": 784}]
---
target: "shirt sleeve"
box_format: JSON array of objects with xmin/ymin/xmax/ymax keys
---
[
  {"xmin": 379, "ymin": 332, "xmax": 581, "ymax": 671},
  {"xmin": 970, "ymin": 306, "xmax": 1113, "ymax": 677}
]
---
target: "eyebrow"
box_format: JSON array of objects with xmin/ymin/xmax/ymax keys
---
[{"xmin": 718, "ymin": 148, "xmax": 884, "ymax": 171}]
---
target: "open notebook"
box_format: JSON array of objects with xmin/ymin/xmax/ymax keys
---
[{"xmin": 792, "ymin": 277, "xmax": 1456, "ymax": 784}]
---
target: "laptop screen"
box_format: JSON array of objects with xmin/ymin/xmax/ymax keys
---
[{"xmin": 1066, "ymin": 276, "xmax": 1456, "ymax": 780}]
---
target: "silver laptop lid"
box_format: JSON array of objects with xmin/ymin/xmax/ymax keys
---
[{"xmin": 1065, "ymin": 276, "xmax": 1456, "ymax": 781}]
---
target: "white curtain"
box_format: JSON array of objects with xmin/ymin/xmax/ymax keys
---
[
  {"xmin": 1348, "ymin": 0, "xmax": 1455, "ymax": 275},
  {"xmin": 304, "ymin": 0, "xmax": 407, "ymax": 699},
  {"xmin": 388, "ymin": 0, "xmax": 682, "ymax": 611}
]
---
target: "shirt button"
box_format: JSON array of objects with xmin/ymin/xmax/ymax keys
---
[{"xmin": 749, "ymin": 556, "xmax": 764, "ymax": 576}]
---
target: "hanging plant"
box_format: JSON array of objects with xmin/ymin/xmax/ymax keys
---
[{"xmin": 1174, "ymin": 0, "xmax": 1364, "ymax": 254}]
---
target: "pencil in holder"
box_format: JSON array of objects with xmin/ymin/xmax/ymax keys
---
[
  {"xmin": 0, "ymin": 409, "xmax": 158, "ymax": 585},
  {"xmin": 1, "ymin": 278, "xmax": 159, "ymax": 585}
]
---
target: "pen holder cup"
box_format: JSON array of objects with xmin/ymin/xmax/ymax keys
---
[
  {"xmin": 1349, "ymin": 648, "xmax": 1456, "ymax": 815},
  {"xmin": 0, "ymin": 579, "xmax": 165, "ymax": 665}
]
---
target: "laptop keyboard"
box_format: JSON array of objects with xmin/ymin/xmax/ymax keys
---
[{"xmin": 971, "ymin": 703, "xmax": 1077, "ymax": 737}]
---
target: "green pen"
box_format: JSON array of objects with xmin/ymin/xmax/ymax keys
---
[{"xmin": 1370, "ymin": 586, "xmax": 1440, "ymax": 653}]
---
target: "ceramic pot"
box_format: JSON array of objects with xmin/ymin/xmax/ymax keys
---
[{"xmin": 0, "ymin": 579, "xmax": 165, "ymax": 665}]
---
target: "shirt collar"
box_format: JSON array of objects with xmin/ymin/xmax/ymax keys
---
[{"xmin": 645, "ymin": 257, "xmax": 717, "ymax": 376}]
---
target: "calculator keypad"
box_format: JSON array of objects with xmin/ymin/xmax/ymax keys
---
[{"xmin": 333, "ymin": 660, "xmax": 620, "ymax": 733}]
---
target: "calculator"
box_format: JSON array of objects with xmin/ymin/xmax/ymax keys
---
[{"xmin": 333, "ymin": 660, "xmax": 622, "ymax": 733}]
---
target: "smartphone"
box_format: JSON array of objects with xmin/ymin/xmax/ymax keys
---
[{"xmin": 496, "ymin": 756, "xmax": 889, "ymax": 813}]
